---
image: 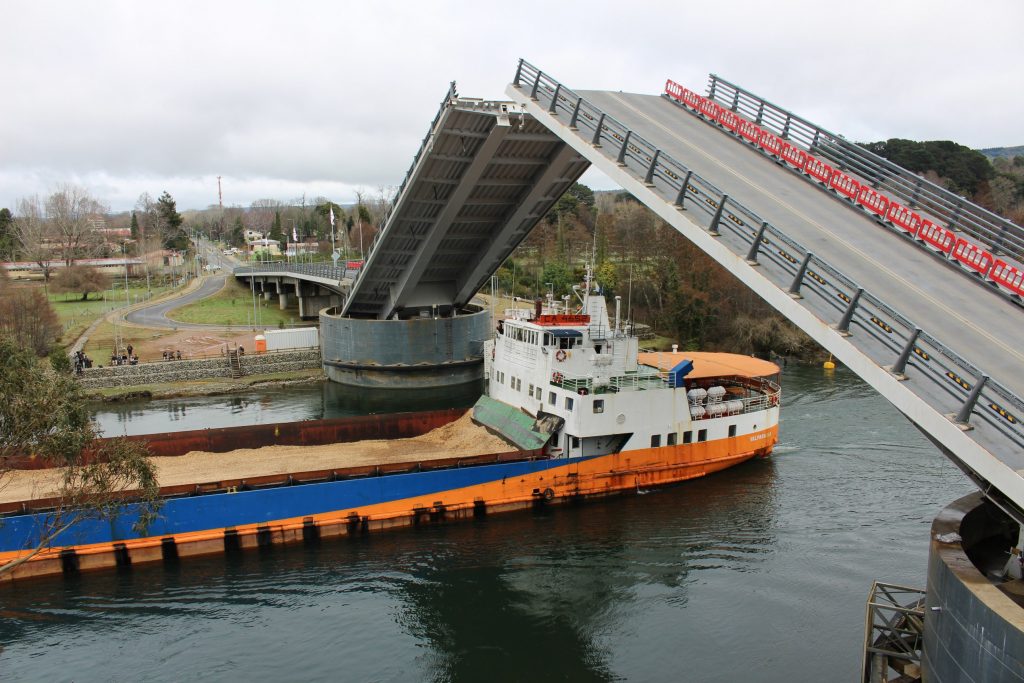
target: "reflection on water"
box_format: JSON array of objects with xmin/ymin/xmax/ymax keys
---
[
  {"xmin": 4, "ymin": 366, "xmax": 973, "ymax": 682},
  {"xmin": 91, "ymin": 380, "xmax": 485, "ymax": 437}
]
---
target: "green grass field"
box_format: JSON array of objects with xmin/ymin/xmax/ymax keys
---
[
  {"xmin": 167, "ymin": 277, "xmax": 298, "ymax": 327},
  {"xmin": 42, "ymin": 282, "xmax": 174, "ymax": 343}
]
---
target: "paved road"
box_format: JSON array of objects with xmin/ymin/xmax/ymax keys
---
[
  {"xmin": 580, "ymin": 90, "xmax": 1024, "ymax": 400},
  {"xmin": 125, "ymin": 275, "xmax": 229, "ymax": 328}
]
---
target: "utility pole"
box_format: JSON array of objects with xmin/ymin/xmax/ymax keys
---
[{"xmin": 217, "ymin": 176, "xmax": 223, "ymax": 210}]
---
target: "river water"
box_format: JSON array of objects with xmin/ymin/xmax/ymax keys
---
[{"xmin": 0, "ymin": 366, "xmax": 971, "ymax": 681}]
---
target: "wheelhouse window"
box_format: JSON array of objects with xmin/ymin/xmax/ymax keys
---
[{"xmin": 593, "ymin": 399, "xmax": 604, "ymax": 414}]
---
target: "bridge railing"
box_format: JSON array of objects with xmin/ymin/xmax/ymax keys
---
[
  {"xmin": 513, "ymin": 60, "xmax": 1024, "ymax": 497},
  {"xmin": 233, "ymin": 263, "xmax": 356, "ymax": 282},
  {"xmin": 704, "ymin": 75, "xmax": 1024, "ymax": 263}
]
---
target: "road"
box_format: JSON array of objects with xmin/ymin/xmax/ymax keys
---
[{"xmin": 580, "ymin": 90, "xmax": 1024, "ymax": 400}]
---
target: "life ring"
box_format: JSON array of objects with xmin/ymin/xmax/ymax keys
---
[
  {"xmin": 555, "ymin": 349, "xmax": 567, "ymax": 362},
  {"xmin": 542, "ymin": 487, "xmax": 555, "ymax": 502},
  {"xmin": 552, "ymin": 371, "xmax": 563, "ymax": 384},
  {"xmin": 578, "ymin": 387, "xmax": 589, "ymax": 396}
]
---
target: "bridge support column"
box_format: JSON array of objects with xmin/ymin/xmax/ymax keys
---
[
  {"xmin": 278, "ymin": 292, "xmax": 289, "ymax": 310},
  {"xmin": 264, "ymin": 291, "xmax": 272, "ymax": 301}
]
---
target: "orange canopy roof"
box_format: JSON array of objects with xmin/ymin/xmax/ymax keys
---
[{"xmin": 637, "ymin": 351, "xmax": 779, "ymax": 380}]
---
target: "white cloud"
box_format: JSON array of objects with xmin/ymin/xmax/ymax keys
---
[{"xmin": 2, "ymin": 0, "xmax": 1021, "ymax": 211}]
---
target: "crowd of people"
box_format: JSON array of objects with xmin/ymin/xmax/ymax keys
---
[
  {"xmin": 73, "ymin": 350, "xmax": 93, "ymax": 375},
  {"xmin": 162, "ymin": 349, "xmax": 183, "ymax": 361}
]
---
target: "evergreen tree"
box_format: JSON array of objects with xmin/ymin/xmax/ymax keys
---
[
  {"xmin": 269, "ymin": 211, "xmax": 285, "ymax": 243},
  {"xmin": 156, "ymin": 191, "xmax": 186, "ymax": 249},
  {"xmin": 129, "ymin": 211, "xmax": 139, "ymax": 240},
  {"xmin": 0, "ymin": 207, "xmax": 13, "ymax": 259}
]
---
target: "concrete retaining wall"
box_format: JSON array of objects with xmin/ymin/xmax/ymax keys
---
[{"xmin": 75, "ymin": 349, "xmax": 322, "ymax": 389}]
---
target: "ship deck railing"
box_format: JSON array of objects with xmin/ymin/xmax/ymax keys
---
[{"xmin": 551, "ymin": 372, "xmax": 780, "ymax": 416}]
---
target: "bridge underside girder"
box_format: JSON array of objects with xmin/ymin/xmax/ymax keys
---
[{"xmin": 342, "ymin": 94, "xmax": 590, "ymax": 319}]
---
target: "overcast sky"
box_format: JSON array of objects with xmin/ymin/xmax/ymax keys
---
[{"xmin": 2, "ymin": 0, "xmax": 1021, "ymax": 213}]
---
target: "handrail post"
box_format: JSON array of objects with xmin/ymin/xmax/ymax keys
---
[
  {"xmin": 530, "ymin": 71, "xmax": 543, "ymax": 100},
  {"xmin": 617, "ymin": 131, "xmax": 632, "ymax": 165},
  {"xmin": 674, "ymin": 171, "xmax": 693, "ymax": 209},
  {"xmin": 708, "ymin": 194, "xmax": 728, "ymax": 236},
  {"xmin": 549, "ymin": 83, "xmax": 561, "ymax": 114},
  {"xmin": 955, "ymin": 374, "xmax": 989, "ymax": 426},
  {"xmin": 513, "ymin": 59, "xmax": 524, "ymax": 88},
  {"xmin": 591, "ymin": 113, "xmax": 605, "ymax": 146},
  {"xmin": 789, "ymin": 252, "xmax": 813, "ymax": 297},
  {"xmin": 746, "ymin": 221, "xmax": 769, "ymax": 264},
  {"xmin": 890, "ymin": 328, "xmax": 921, "ymax": 377},
  {"xmin": 569, "ymin": 98, "xmax": 583, "ymax": 129},
  {"xmin": 836, "ymin": 288, "xmax": 863, "ymax": 335},
  {"xmin": 644, "ymin": 150, "xmax": 661, "ymax": 186}
]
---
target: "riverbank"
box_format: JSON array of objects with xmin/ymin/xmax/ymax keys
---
[{"xmin": 85, "ymin": 367, "xmax": 326, "ymax": 402}]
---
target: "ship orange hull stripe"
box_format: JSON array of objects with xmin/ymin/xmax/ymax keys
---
[{"xmin": 0, "ymin": 427, "xmax": 777, "ymax": 582}]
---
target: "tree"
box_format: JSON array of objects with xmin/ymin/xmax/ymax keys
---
[
  {"xmin": 269, "ymin": 210, "xmax": 285, "ymax": 243},
  {"xmin": 12, "ymin": 196, "xmax": 54, "ymax": 280},
  {"xmin": 156, "ymin": 191, "xmax": 186, "ymax": 249},
  {"xmin": 46, "ymin": 184, "xmax": 106, "ymax": 265},
  {"xmin": 129, "ymin": 211, "xmax": 139, "ymax": 240},
  {"xmin": 0, "ymin": 207, "xmax": 14, "ymax": 260},
  {"xmin": 52, "ymin": 265, "xmax": 111, "ymax": 301},
  {"xmin": 0, "ymin": 337, "xmax": 160, "ymax": 576},
  {"xmin": 0, "ymin": 269, "xmax": 62, "ymax": 356}
]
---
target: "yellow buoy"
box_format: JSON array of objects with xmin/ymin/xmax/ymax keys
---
[{"xmin": 823, "ymin": 354, "xmax": 836, "ymax": 370}]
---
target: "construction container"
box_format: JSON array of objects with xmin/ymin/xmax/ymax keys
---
[{"xmin": 265, "ymin": 327, "xmax": 319, "ymax": 351}]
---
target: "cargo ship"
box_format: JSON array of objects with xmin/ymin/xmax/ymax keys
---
[{"xmin": 0, "ymin": 271, "xmax": 780, "ymax": 581}]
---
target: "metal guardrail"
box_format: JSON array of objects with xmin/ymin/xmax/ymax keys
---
[
  {"xmin": 705, "ymin": 75, "xmax": 1024, "ymax": 263},
  {"xmin": 233, "ymin": 263, "xmax": 358, "ymax": 283},
  {"xmin": 512, "ymin": 60, "xmax": 1024, "ymax": 513}
]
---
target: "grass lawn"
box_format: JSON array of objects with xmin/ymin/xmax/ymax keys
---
[
  {"xmin": 167, "ymin": 277, "xmax": 300, "ymax": 328},
  {"xmin": 40, "ymin": 282, "xmax": 174, "ymax": 344}
]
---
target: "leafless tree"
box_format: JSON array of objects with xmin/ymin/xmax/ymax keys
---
[
  {"xmin": 46, "ymin": 184, "xmax": 106, "ymax": 265},
  {"xmin": 12, "ymin": 195, "xmax": 53, "ymax": 279}
]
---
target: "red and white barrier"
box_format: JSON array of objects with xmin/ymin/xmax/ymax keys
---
[
  {"xmin": 737, "ymin": 119, "xmax": 762, "ymax": 144},
  {"xmin": 857, "ymin": 187, "xmax": 890, "ymax": 218},
  {"xmin": 990, "ymin": 260, "xmax": 1024, "ymax": 296},
  {"xmin": 918, "ymin": 220, "xmax": 956, "ymax": 254},
  {"xmin": 780, "ymin": 142, "xmax": 808, "ymax": 171},
  {"xmin": 804, "ymin": 157, "xmax": 834, "ymax": 185},
  {"xmin": 951, "ymin": 238, "xmax": 994, "ymax": 277},
  {"xmin": 829, "ymin": 172, "xmax": 861, "ymax": 201},
  {"xmin": 699, "ymin": 99, "xmax": 722, "ymax": 120},
  {"xmin": 665, "ymin": 80, "xmax": 685, "ymax": 101},
  {"xmin": 758, "ymin": 130, "xmax": 783, "ymax": 157},
  {"xmin": 718, "ymin": 109, "xmax": 742, "ymax": 132},
  {"xmin": 663, "ymin": 79, "xmax": 1024, "ymax": 300},
  {"xmin": 886, "ymin": 204, "xmax": 922, "ymax": 236}
]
